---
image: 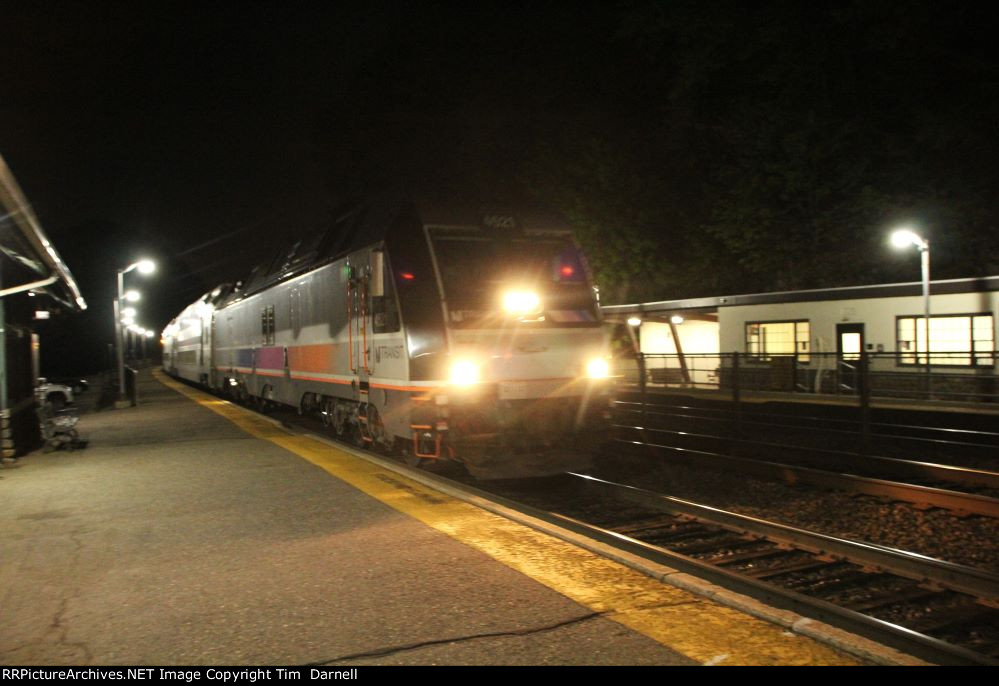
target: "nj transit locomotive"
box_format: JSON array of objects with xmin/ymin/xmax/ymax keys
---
[{"xmin": 162, "ymin": 202, "xmax": 611, "ymax": 477}]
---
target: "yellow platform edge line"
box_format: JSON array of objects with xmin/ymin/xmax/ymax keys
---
[{"xmin": 153, "ymin": 371, "xmax": 862, "ymax": 666}]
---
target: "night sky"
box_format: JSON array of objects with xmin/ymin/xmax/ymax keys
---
[{"xmin": 2, "ymin": 1, "xmax": 997, "ymax": 374}]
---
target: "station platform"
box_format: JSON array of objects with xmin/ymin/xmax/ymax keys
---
[{"xmin": 0, "ymin": 370, "xmax": 899, "ymax": 665}]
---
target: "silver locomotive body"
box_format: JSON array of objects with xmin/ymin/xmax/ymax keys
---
[{"xmin": 162, "ymin": 203, "xmax": 611, "ymax": 476}]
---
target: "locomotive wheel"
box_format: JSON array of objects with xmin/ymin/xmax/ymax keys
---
[
  {"xmin": 366, "ymin": 405, "xmax": 388, "ymax": 453},
  {"xmin": 319, "ymin": 399, "xmax": 334, "ymax": 427},
  {"xmin": 333, "ymin": 401, "xmax": 351, "ymax": 438}
]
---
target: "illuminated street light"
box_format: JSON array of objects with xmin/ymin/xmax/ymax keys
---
[
  {"xmin": 121, "ymin": 306, "xmax": 136, "ymax": 318},
  {"xmin": 890, "ymin": 228, "xmax": 931, "ymax": 397},
  {"xmin": 627, "ymin": 316, "xmax": 642, "ymax": 327},
  {"xmin": 114, "ymin": 258, "xmax": 157, "ymax": 403},
  {"xmin": 890, "ymin": 229, "xmax": 927, "ymax": 251},
  {"xmin": 670, "ymin": 315, "xmax": 684, "ymax": 325}
]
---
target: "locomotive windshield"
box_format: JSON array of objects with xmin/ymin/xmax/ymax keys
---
[{"xmin": 429, "ymin": 233, "xmax": 599, "ymax": 328}]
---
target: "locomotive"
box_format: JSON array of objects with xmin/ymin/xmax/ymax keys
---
[{"xmin": 162, "ymin": 201, "xmax": 612, "ymax": 477}]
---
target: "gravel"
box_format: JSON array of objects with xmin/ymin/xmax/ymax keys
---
[{"xmin": 595, "ymin": 455, "xmax": 999, "ymax": 573}]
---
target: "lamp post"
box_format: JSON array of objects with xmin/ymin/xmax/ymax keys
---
[
  {"xmin": 114, "ymin": 259, "xmax": 155, "ymax": 402},
  {"xmin": 891, "ymin": 229, "xmax": 931, "ymax": 399}
]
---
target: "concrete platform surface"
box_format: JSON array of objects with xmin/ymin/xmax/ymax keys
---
[{"xmin": 0, "ymin": 370, "xmax": 864, "ymax": 665}]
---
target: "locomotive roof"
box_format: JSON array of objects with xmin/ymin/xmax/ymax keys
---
[{"xmin": 219, "ymin": 199, "xmax": 572, "ymax": 304}]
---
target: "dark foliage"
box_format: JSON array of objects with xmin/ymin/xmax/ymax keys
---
[{"xmin": 525, "ymin": 1, "xmax": 999, "ymax": 300}]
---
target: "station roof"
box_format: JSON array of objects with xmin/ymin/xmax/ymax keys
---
[
  {"xmin": 603, "ymin": 275, "xmax": 999, "ymax": 317},
  {"xmin": 0, "ymin": 154, "xmax": 86, "ymax": 311}
]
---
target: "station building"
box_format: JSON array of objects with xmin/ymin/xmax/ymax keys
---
[
  {"xmin": 603, "ymin": 277, "xmax": 998, "ymax": 401},
  {"xmin": 0, "ymin": 154, "xmax": 86, "ymax": 458}
]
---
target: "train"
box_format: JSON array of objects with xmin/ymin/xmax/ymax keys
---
[{"xmin": 161, "ymin": 201, "xmax": 612, "ymax": 477}]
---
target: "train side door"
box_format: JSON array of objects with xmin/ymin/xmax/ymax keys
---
[
  {"xmin": 343, "ymin": 258, "xmax": 370, "ymax": 376},
  {"xmin": 199, "ymin": 316, "xmax": 205, "ymax": 369},
  {"xmin": 288, "ymin": 287, "xmax": 300, "ymax": 380},
  {"xmin": 210, "ymin": 313, "xmax": 217, "ymax": 388},
  {"xmin": 346, "ymin": 262, "xmax": 361, "ymax": 376}
]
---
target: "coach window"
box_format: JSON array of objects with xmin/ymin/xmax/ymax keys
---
[
  {"xmin": 746, "ymin": 320, "xmax": 810, "ymax": 362},
  {"xmin": 896, "ymin": 313, "xmax": 994, "ymax": 366},
  {"xmin": 371, "ymin": 250, "xmax": 400, "ymax": 333}
]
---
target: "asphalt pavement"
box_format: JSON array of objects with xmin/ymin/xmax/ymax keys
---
[{"xmin": 0, "ymin": 370, "xmax": 697, "ymax": 665}]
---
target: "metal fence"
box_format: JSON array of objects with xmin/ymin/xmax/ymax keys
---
[{"xmin": 616, "ymin": 351, "xmax": 999, "ymax": 405}]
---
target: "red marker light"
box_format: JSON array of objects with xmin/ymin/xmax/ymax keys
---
[
  {"xmin": 560, "ymin": 265, "xmax": 574, "ymax": 277},
  {"xmin": 401, "ymin": 272, "xmax": 415, "ymax": 280}
]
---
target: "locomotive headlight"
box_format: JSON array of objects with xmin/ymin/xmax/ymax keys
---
[
  {"xmin": 586, "ymin": 357, "xmax": 610, "ymax": 379},
  {"xmin": 502, "ymin": 290, "xmax": 541, "ymax": 315},
  {"xmin": 449, "ymin": 359, "xmax": 481, "ymax": 386}
]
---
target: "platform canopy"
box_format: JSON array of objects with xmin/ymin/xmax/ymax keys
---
[{"xmin": 0, "ymin": 153, "xmax": 85, "ymax": 311}]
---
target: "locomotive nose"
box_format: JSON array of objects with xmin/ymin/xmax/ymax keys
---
[
  {"xmin": 501, "ymin": 289, "xmax": 542, "ymax": 317},
  {"xmin": 449, "ymin": 359, "xmax": 481, "ymax": 386}
]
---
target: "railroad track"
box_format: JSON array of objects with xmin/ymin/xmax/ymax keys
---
[
  {"xmin": 616, "ymin": 422, "xmax": 999, "ymax": 491},
  {"xmin": 612, "ymin": 404, "xmax": 999, "ymax": 518},
  {"xmin": 486, "ymin": 473, "xmax": 999, "ymax": 665},
  {"xmin": 239, "ymin": 398, "xmax": 999, "ymax": 664},
  {"xmin": 613, "ymin": 399, "xmax": 999, "ymax": 469},
  {"xmin": 612, "ymin": 427, "xmax": 999, "ymax": 518}
]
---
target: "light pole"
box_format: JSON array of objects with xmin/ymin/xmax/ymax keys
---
[
  {"xmin": 891, "ymin": 229, "xmax": 931, "ymax": 398},
  {"xmin": 115, "ymin": 259, "xmax": 155, "ymax": 402}
]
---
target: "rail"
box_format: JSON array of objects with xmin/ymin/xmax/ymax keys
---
[
  {"xmin": 614, "ymin": 400, "xmax": 999, "ymax": 452},
  {"xmin": 570, "ymin": 473, "xmax": 999, "ymax": 600},
  {"xmin": 610, "ymin": 417, "xmax": 999, "ymax": 491},
  {"xmin": 610, "ymin": 432, "xmax": 999, "ymax": 518}
]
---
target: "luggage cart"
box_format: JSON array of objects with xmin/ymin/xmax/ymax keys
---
[{"xmin": 36, "ymin": 403, "xmax": 85, "ymax": 452}]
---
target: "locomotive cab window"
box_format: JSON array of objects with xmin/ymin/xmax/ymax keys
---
[
  {"xmin": 429, "ymin": 232, "xmax": 598, "ymax": 328},
  {"xmin": 370, "ymin": 249, "xmax": 400, "ymax": 333}
]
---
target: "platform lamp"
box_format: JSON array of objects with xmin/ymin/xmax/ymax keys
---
[
  {"xmin": 890, "ymin": 229, "xmax": 932, "ymax": 398},
  {"xmin": 114, "ymin": 259, "xmax": 155, "ymax": 402}
]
